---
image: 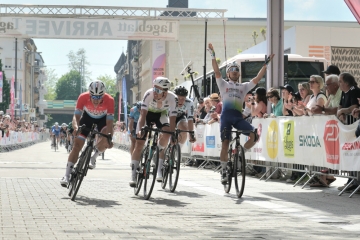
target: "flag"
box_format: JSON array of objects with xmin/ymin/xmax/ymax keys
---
[{"xmin": 345, "ymin": 0, "xmax": 360, "ymax": 24}]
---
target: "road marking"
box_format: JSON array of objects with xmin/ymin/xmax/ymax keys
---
[{"xmin": 178, "ymin": 179, "xmax": 357, "ymax": 232}]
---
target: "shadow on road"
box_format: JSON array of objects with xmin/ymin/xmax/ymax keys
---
[
  {"xmin": 70, "ymin": 196, "xmax": 121, "ymax": 208},
  {"xmin": 171, "ymin": 190, "xmax": 207, "ymax": 198}
]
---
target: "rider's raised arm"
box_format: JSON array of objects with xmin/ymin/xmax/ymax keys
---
[
  {"xmin": 251, "ymin": 54, "xmax": 275, "ymax": 85},
  {"xmin": 208, "ymin": 43, "xmax": 221, "ymax": 79}
]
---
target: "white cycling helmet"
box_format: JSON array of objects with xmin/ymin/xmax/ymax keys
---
[
  {"xmin": 89, "ymin": 80, "xmax": 106, "ymax": 96},
  {"xmin": 61, "ymin": 123, "xmax": 67, "ymax": 127},
  {"xmin": 153, "ymin": 77, "xmax": 171, "ymax": 90},
  {"xmin": 55, "ymin": 122, "xmax": 59, "ymax": 126},
  {"xmin": 0, "ymin": 111, "xmax": 4, "ymax": 115},
  {"xmin": 226, "ymin": 61, "xmax": 241, "ymax": 73}
]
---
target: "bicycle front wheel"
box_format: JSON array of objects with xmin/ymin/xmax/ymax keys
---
[
  {"xmin": 169, "ymin": 144, "xmax": 181, "ymax": 192},
  {"xmin": 70, "ymin": 146, "xmax": 92, "ymax": 201},
  {"xmin": 134, "ymin": 147, "xmax": 147, "ymax": 195},
  {"xmin": 234, "ymin": 145, "xmax": 246, "ymax": 198},
  {"xmin": 143, "ymin": 146, "xmax": 159, "ymax": 200},
  {"xmin": 161, "ymin": 146, "xmax": 171, "ymax": 189}
]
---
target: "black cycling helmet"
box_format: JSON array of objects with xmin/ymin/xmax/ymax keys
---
[
  {"xmin": 174, "ymin": 86, "xmax": 188, "ymax": 97},
  {"xmin": 136, "ymin": 101, "xmax": 142, "ymax": 110}
]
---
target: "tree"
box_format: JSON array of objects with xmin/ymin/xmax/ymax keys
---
[
  {"xmin": 67, "ymin": 48, "xmax": 91, "ymax": 87},
  {"xmin": 55, "ymin": 70, "xmax": 83, "ymax": 100},
  {"xmin": 0, "ymin": 60, "xmax": 10, "ymax": 112},
  {"xmin": 260, "ymin": 27, "xmax": 266, "ymax": 40},
  {"xmin": 97, "ymin": 74, "xmax": 117, "ymax": 96},
  {"xmin": 43, "ymin": 68, "xmax": 57, "ymax": 100}
]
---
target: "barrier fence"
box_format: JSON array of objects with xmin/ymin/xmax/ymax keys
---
[
  {"xmin": 112, "ymin": 116, "xmax": 360, "ymax": 197},
  {"xmin": 0, "ymin": 131, "xmax": 48, "ymax": 152}
]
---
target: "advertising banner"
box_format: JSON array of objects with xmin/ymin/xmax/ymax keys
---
[
  {"xmin": 0, "ymin": 17, "xmax": 178, "ymax": 40},
  {"xmin": 152, "ymin": 40, "xmax": 166, "ymax": 80},
  {"xmin": 191, "ymin": 124, "xmax": 205, "ymax": 156},
  {"xmin": 0, "ymin": 71, "xmax": 3, "ymax": 103}
]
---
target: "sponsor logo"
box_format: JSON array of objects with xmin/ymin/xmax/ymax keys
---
[
  {"xmin": 283, "ymin": 121, "xmax": 294, "ymax": 157},
  {"xmin": 266, "ymin": 120, "xmax": 278, "ymax": 159},
  {"xmin": 206, "ymin": 136, "xmax": 215, "ymax": 148},
  {"xmin": 342, "ymin": 141, "xmax": 360, "ymax": 150},
  {"xmin": 299, "ymin": 135, "xmax": 321, "ymax": 147},
  {"xmin": 323, "ymin": 120, "xmax": 340, "ymax": 164},
  {"xmin": 226, "ymin": 88, "xmax": 239, "ymax": 93}
]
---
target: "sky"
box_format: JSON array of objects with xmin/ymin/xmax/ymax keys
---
[{"xmin": 6, "ymin": 0, "xmax": 357, "ymax": 81}]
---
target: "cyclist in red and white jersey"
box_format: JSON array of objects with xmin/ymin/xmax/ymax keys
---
[
  {"xmin": 129, "ymin": 77, "xmax": 178, "ymax": 187},
  {"xmin": 60, "ymin": 80, "xmax": 114, "ymax": 187}
]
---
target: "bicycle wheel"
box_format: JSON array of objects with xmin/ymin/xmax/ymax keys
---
[
  {"xmin": 143, "ymin": 146, "xmax": 159, "ymax": 200},
  {"xmin": 70, "ymin": 146, "xmax": 92, "ymax": 201},
  {"xmin": 68, "ymin": 148, "xmax": 88, "ymax": 197},
  {"xmin": 169, "ymin": 144, "xmax": 181, "ymax": 192},
  {"xmin": 161, "ymin": 146, "xmax": 171, "ymax": 189},
  {"xmin": 134, "ymin": 147, "xmax": 147, "ymax": 195},
  {"xmin": 234, "ymin": 145, "xmax": 246, "ymax": 198},
  {"xmin": 223, "ymin": 149, "xmax": 233, "ymax": 193}
]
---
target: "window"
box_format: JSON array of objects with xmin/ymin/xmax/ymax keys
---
[{"xmin": 5, "ymin": 58, "xmax": 11, "ymax": 68}]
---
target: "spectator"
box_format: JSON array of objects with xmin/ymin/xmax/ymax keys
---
[
  {"xmin": 336, "ymin": 72, "xmax": 360, "ymax": 124},
  {"xmin": 195, "ymin": 98, "xmax": 206, "ymax": 123},
  {"xmin": 200, "ymin": 104, "xmax": 213, "ymax": 124},
  {"xmin": 250, "ymin": 87, "xmax": 267, "ymax": 118},
  {"xmin": 264, "ymin": 88, "xmax": 283, "ymax": 117},
  {"xmin": 352, "ymin": 98, "xmax": 360, "ymax": 137},
  {"xmin": 311, "ymin": 75, "xmax": 341, "ymax": 115},
  {"xmin": 279, "ymin": 84, "xmax": 294, "ymax": 116},
  {"xmin": 242, "ymin": 91, "xmax": 253, "ymax": 121},
  {"xmin": 209, "ymin": 93, "xmax": 222, "ymax": 123},
  {"xmin": 322, "ymin": 64, "xmax": 341, "ymax": 77},
  {"xmin": 290, "ymin": 82, "xmax": 312, "ymax": 116},
  {"xmin": 300, "ymin": 75, "xmax": 327, "ymax": 116}
]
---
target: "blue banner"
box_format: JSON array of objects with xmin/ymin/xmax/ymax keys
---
[{"xmin": 122, "ymin": 77, "xmax": 127, "ymax": 126}]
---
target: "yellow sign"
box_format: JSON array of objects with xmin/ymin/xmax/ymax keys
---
[
  {"xmin": 283, "ymin": 121, "xmax": 295, "ymax": 157},
  {"xmin": 266, "ymin": 120, "xmax": 278, "ymax": 159}
]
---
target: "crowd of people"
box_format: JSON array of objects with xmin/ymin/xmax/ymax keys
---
[{"xmin": 0, "ymin": 111, "xmax": 44, "ymax": 138}]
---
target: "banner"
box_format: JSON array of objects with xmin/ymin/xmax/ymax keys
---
[
  {"xmin": 0, "ymin": 17, "xmax": 178, "ymax": 40},
  {"xmin": 10, "ymin": 76, "xmax": 15, "ymax": 118},
  {"xmin": 152, "ymin": 40, "xmax": 166, "ymax": 80},
  {"xmin": 0, "ymin": 71, "xmax": 3, "ymax": 103},
  {"xmin": 191, "ymin": 124, "xmax": 205, "ymax": 156},
  {"xmin": 122, "ymin": 77, "xmax": 127, "ymax": 126}
]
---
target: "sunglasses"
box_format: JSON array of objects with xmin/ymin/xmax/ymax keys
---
[
  {"xmin": 228, "ymin": 67, "xmax": 240, "ymax": 72},
  {"xmin": 153, "ymin": 87, "xmax": 165, "ymax": 94},
  {"xmin": 308, "ymin": 81, "xmax": 317, "ymax": 84},
  {"xmin": 266, "ymin": 95, "xmax": 274, "ymax": 99},
  {"xmin": 91, "ymin": 95, "xmax": 103, "ymax": 100}
]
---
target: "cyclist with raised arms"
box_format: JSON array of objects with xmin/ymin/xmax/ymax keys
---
[
  {"xmin": 60, "ymin": 80, "xmax": 114, "ymax": 187},
  {"xmin": 129, "ymin": 77, "xmax": 177, "ymax": 187},
  {"xmin": 208, "ymin": 43, "xmax": 274, "ymax": 184},
  {"xmin": 173, "ymin": 86, "xmax": 197, "ymax": 146},
  {"xmin": 51, "ymin": 122, "xmax": 61, "ymax": 148}
]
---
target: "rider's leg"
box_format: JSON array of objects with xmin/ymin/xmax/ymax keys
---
[
  {"xmin": 60, "ymin": 136, "xmax": 85, "ymax": 186},
  {"xmin": 129, "ymin": 139, "xmax": 146, "ymax": 187},
  {"xmin": 244, "ymin": 132, "xmax": 257, "ymax": 150},
  {"xmin": 157, "ymin": 125, "xmax": 172, "ymax": 181},
  {"xmin": 177, "ymin": 120, "xmax": 188, "ymax": 149},
  {"xmin": 89, "ymin": 126, "xmax": 112, "ymax": 169}
]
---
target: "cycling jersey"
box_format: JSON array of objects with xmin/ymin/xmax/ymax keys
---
[
  {"xmin": 60, "ymin": 128, "xmax": 67, "ymax": 135},
  {"xmin": 51, "ymin": 125, "xmax": 61, "ymax": 136},
  {"xmin": 74, "ymin": 92, "xmax": 114, "ymax": 120},
  {"xmin": 141, "ymin": 88, "xmax": 178, "ymax": 117},
  {"xmin": 176, "ymin": 97, "xmax": 194, "ymax": 121},
  {"xmin": 67, "ymin": 122, "xmax": 73, "ymax": 130},
  {"xmin": 216, "ymin": 77, "xmax": 256, "ymax": 112},
  {"xmin": 129, "ymin": 106, "xmax": 140, "ymax": 122}
]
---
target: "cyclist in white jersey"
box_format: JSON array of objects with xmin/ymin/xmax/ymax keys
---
[
  {"xmin": 129, "ymin": 77, "xmax": 178, "ymax": 187},
  {"xmin": 173, "ymin": 86, "xmax": 196, "ymax": 146},
  {"xmin": 208, "ymin": 43, "xmax": 274, "ymax": 184}
]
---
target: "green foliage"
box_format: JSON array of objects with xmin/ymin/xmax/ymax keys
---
[
  {"xmin": 237, "ymin": 49, "xmax": 243, "ymax": 54},
  {"xmin": 55, "ymin": 70, "xmax": 83, "ymax": 100},
  {"xmin": 67, "ymin": 48, "xmax": 91, "ymax": 83},
  {"xmin": 260, "ymin": 27, "xmax": 266, "ymax": 40},
  {"xmin": 97, "ymin": 74, "xmax": 117, "ymax": 96},
  {"xmin": 251, "ymin": 30, "xmax": 258, "ymax": 45},
  {"xmin": 216, "ymin": 58, "xmax": 221, "ymax": 65},
  {"xmin": 44, "ymin": 68, "xmax": 57, "ymax": 100},
  {"xmin": 0, "ymin": 60, "xmax": 10, "ymax": 112}
]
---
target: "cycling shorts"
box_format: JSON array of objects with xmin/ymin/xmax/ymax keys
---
[
  {"xmin": 220, "ymin": 109, "xmax": 254, "ymax": 141},
  {"xmin": 136, "ymin": 111, "xmax": 169, "ymax": 140},
  {"xmin": 78, "ymin": 111, "xmax": 107, "ymax": 140},
  {"xmin": 176, "ymin": 114, "xmax": 187, "ymax": 126},
  {"xmin": 131, "ymin": 122, "xmax": 138, "ymax": 138}
]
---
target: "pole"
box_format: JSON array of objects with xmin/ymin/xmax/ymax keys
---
[
  {"xmin": 15, "ymin": 38, "xmax": 18, "ymax": 117},
  {"xmin": 203, "ymin": 20, "xmax": 208, "ymax": 97}
]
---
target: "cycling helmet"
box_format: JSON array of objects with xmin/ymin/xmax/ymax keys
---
[
  {"xmin": 174, "ymin": 86, "xmax": 188, "ymax": 97},
  {"xmin": 88, "ymin": 80, "xmax": 106, "ymax": 96},
  {"xmin": 61, "ymin": 123, "xmax": 67, "ymax": 127},
  {"xmin": 0, "ymin": 111, "xmax": 3, "ymax": 115},
  {"xmin": 153, "ymin": 77, "xmax": 171, "ymax": 90},
  {"xmin": 136, "ymin": 101, "xmax": 142, "ymax": 110},
  {"xmin": 226, "ymin": 61, "xmax": 241, "ymax": 73},
  {"xmin": 55, "ymin": 122, "xmax": 59, "ymax": 126}
]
